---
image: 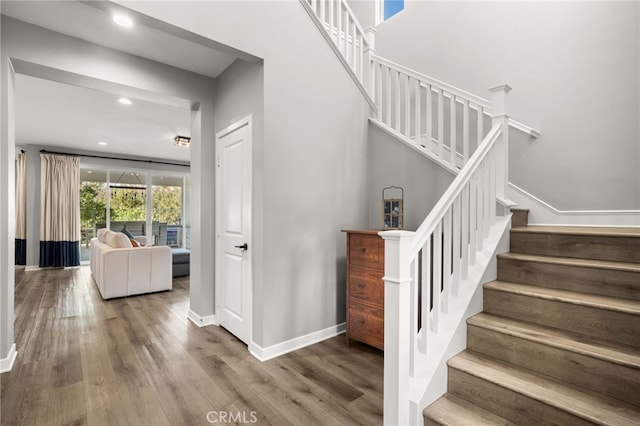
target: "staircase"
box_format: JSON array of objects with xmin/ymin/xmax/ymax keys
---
[{"xmin": 423, "ymin": 209, "xmax": 640, "ymax": 425}]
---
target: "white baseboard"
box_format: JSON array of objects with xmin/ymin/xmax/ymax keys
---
[
  {"xmin": 508, "ymin": 183, "xmax": 640, "ymax": 227},
  {"xmin": 25, "ymin": 265, "xmax": 41, "ymax": 272},
  {"xmin": 249, "ymin": 322, "xmax": 346, "ymax": 362},
  {"xmin": 188, "ymin": 310, "xmax": 217, "ymax": 327},
  {"xmin": 1, "ymin": 344, "xmax": 17, "ymax": 373}
]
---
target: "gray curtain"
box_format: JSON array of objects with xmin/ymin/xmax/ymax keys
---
[
  {"xmin": 39, "ymin": 153, "xmax": 80, "ymax": 267},
  {"xmin": 15, "ymin": 152, "xmax": 26, "ymax": 265}
]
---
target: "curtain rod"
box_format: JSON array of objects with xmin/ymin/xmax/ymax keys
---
[{"xmin": 39, "ymin": 149, "xmax": 189, "ymax": 168}]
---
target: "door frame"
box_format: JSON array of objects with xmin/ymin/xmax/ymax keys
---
[{"xmin": 215, "ymin": 114, "xmax": 253, "ymax": 345}]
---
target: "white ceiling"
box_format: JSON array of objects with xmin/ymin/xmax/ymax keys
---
[
  {"xmin": 15, "ymin": 75, "xmax": 193, "ymax": 162},
  {"xmin": 2, "ymin": 1, "xmax": 250, "ymax": 163}
]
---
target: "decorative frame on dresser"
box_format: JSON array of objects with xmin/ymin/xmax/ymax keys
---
[{"xmin": 342, "ymin": 230, "xmax": 385, "ymax": 350}]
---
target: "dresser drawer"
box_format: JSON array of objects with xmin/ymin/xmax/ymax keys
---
[
  {"xmin": 349, "ymin": 265, "xmax": 384, "ymax": 307},
  {"xmin": 349, "ymin": 233, "xmax": 383, "ymax": 269},
  {"xmin": 348, "ymin": 303, "xmax": 384, "ymax": 350}
]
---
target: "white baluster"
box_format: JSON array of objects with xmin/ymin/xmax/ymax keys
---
[
  {"xmin": 469, "ymin": 178, "xmax": 477, "ymax": 265},
  {"xmin": 437, "ymin": 89, "xmax": 444, "ymax": 158},
  {"xmin": 375, "ymin": 62, "xmax": 382, "ymax": 116},
  {"xmin": 450, "ymin": 94, "xmax": 457, "ymax": 167},
  {"xmin": 414, "ymin": 78, "xmax": 421, "ymax": 142},
  {"xmin": 351, "ymin": 21, "xmax": 357, "ymax": 71},
  {"xmin": 318, "ymin": 0, "xmax": 327, "ymax": 27},
  {"xmin": 420, "ymin": 243, "xmax": 430, "ymax": 354},
  {"xmin": 404, "ymin": 75, "xmax": 411, "ymax": 138},
  {"xmin": 476, "ymin": 166, "xmax": 485, "ymax": 251},
  {"xmin": 442, "ymin": 209, "xmax": 452, "ymax": 314},
  {"xmin": 483, "ymin": 158, "xmax": 490, "ymax": 238},
  {"xmin": 385, "ymin": 66, "xmax": 391, "ymax": 127},
  {"xmin": 489, "ymin": 147, "xmax": 496, "ymax": 224},
  {"xmin": 425, "ymin": 85, "xmax": 432, "ymax": 153},
  {"xmin": 366, "ymin": 28, "xmax": 377, "ymax": 98},
  {"xmin": 477, "ymin": 106, "xmax": 484, "ymax": 147},
  {"xmin": 452, "ymin": 196, "xmax": 461, "ymax": 295},
  {"xmin": 463, "ymin": 100, "xmax": 470, "ymax": 165},
  {"xmin": 460, "ymin": 184, "xmax": 469, "ymax": 279},
  {"xmin": 344, "ymin": 12, "xmax": 350, "ymax": 64},
  {"xmin": 394, "ymin": 70, "xmax": 401, "ymax": 133},
  {"xmin": 328, "ymin": 0, "xmax": 334, "ymax": 39},
  {"xmin": 311, "ymin": 0, "xmax": 317, "ymax": 13},
  {"xmin": 432, "ymin": 223, "xmax": 442, "ymax": 329},
  {"xmin": 410, "ymin": 258, "xmax": 418, "ymax": 378},
  {"xmin": 358, "ymin": 34, "xmax": 364, "ymax": 81}
]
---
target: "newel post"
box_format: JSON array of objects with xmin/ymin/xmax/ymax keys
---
[
  {"xmin": 365, "ymin": 27, "xmax": 377, "ymax": 105},
  {"xmin": 489, "ymin": 84, "xmax": 511, "ymax": 201},
  {"xmin": 379, "ymin": 230, "xmax": 414, "ymax": 426}
]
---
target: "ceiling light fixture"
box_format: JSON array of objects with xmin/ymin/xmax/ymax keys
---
[
  {"xmin": 113, "ymin": 14, "xmax": 134, "ymax": 28},
  {"xmin": 98, "ymin": 141, "xmax": 108, "ymax": 146},
  {"xmin": 118, "ymin": 97, "xmax": 132, "ymax": 105},
  {"xmin": 174, "ymin": 136, "xmax": 191, "ymax": 148}
]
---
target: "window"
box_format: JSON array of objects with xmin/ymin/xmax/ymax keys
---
[
  {"xmin": 79, "ymin": 169, "xmax": 107, "ymax": 261},
  {"xmin": 383, "ymin": 0, "xmax": 404, "ymax": 20},
  {"xmin": 152, "ymin": 175, "xmax": 184, "ymax": 248},
  {"xmin": 80, "ymin": 165, "xmax": 188, "ymax": 252},
  {"xmin": 377, "ymin": 0, "xmax": 404, "ymax": 24}
]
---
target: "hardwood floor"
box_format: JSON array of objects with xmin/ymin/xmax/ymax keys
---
[{"xmin": 1, "ymin": 267, "xmax": 383, "ymax": 425}]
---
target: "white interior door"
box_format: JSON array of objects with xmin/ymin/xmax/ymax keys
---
[{"xmin": 216, "ymin": 117, "xmax": 252, "ymax": 345}]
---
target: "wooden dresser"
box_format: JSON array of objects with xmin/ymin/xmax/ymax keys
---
[{"xmin": 343, "ymin": 230, "xmax": 384, "ymax": 350}]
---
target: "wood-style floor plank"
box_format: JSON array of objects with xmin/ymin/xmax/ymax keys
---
[{"xmin": 1, "ymin": 267, "xmax": 382, "ymax": 425}]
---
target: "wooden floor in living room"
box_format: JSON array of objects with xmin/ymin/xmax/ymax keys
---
[{"xmin": 1, "ymin": 267, "xmax": 383, "ymax": 426}]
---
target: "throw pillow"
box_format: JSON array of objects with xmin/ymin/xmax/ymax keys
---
[
  {"xmin": 121, "ymin": 228, "xmax": 135, "ymax": 239},
  {"xmin": 97, "ymin": 228, "xmax": 109, "ymax": 242},
  {"xmin": 129, "ymin": 238, "xmax": 141, "ymax": 247},
  {"xmin": 106, "ymin": 231, "xmax": 133, "ymax": 248}
]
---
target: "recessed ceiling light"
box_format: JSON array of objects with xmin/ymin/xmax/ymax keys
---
[
  {"xmin": 113, "ymin": 14, "xmax": 134, "ymax": 28},
  {"xmin": 87, "ymin": 170, "xmax": 93, "ymax": 174},
  {"xmin": 118, "ymin": 97, "xmax": 132, "ymax": 105},
  {"xmin": 98, "ymin": 141, "xmax": 108, "ymax": 146}
]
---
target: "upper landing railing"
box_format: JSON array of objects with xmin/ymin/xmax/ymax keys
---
[{"xmin": 302, "ymin": 0, "xmax": 374, "ymax": 107}]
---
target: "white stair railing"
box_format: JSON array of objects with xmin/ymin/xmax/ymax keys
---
[
  {"xmin": 304, "ymin": 0, "xmax": 370, "ymax": 90},
  {"xmin": 371, "ymin": 54, "xmax": 492, "ymax": 172},
  {"xmin": 300, "ymin": 2, "xmax": 531, "ymax": 425},
  {"xmin": 380, "ymin": 85, "xmax": 512, "ymax": 425}
]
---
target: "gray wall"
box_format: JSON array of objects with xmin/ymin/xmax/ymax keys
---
[
  {"xmin": 213, "ymin": 59, "xmax": 265, "ymax": 345},
  {"xmin": 0, "ymin": 0, "xmax": 17, "ymax": 363},
  {"xmin": 373, "ymin": 1, "xmax": 640, "ymax": 211},
  {"xmin": 347, "ymin": 0, "xmax": 376, "ymax": 30},
  {"xmin": 123, "ymin": 1, "xmax": 372, "ymax": 348},
  {"xmin": 368, "ymin": 125, "xmax": 455, "ymax": 231}
]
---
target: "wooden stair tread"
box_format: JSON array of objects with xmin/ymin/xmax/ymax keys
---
[
  {"xmin": 511, "ymin": 226, "xmax": 640, "ymax": 237},
  {"xmin": 468, "ymin": 313, "xmax": 640, "ymax": 369},
  {"xmin": 423, "ymin": 393, "xmax": 516, "ymax": 426},
  {"xmin": 449, "ymin": 351, "xmax": 640, "ymax": 425},
  {"xmin": 485, "ymin": 281, "xmax": 640, "ymax": 315},
  {"xmin": 497, "ymin": 252, "xmax": 640, "ymax": 273}
]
